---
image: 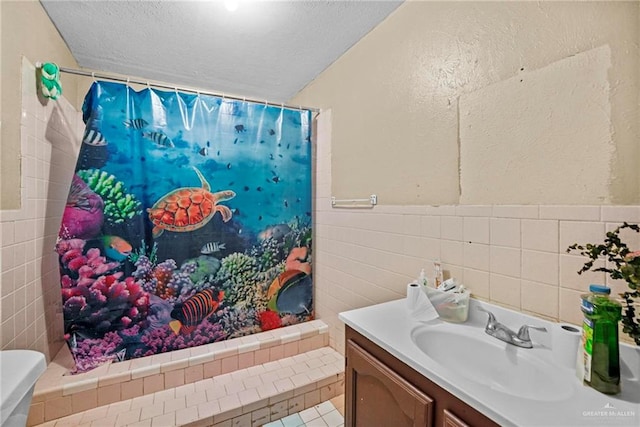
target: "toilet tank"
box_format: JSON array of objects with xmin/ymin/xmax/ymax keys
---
[{"xmin": 0, "ymin": 350, "xmax": 46, "ymax": 427}]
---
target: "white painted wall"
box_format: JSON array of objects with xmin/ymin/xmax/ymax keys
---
[
  {"xmin": 293, "ymin": 1, "xmax": 639, "ymax": 205},
  {"xmin": 0, "ymin": 0, "xmax": 81, "ymax": 210},
  {"xmin": 460, "ymin": 46, "xmax": 614, "ymax": 204}
]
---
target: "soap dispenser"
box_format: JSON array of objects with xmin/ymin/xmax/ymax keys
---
[{"xmin": 418, "ymin": 268, "xmax": 428, "ymax": 287}]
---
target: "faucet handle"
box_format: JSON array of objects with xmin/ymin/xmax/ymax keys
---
[
  {"xmin": 476, "ymin": 306, "xmax": 498, "ymax": 329},
  {"xmin": 476, "ymin": 306, "xmax": 493, "ymax": 316},
  {"xmin": 516, "ymin": 325, "xmax": 547, "ymax": 341}
]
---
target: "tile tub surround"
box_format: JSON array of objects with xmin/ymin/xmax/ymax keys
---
[
  {"xmin": 0, "ymin": 58, "xmax": 83, "ymax": 358},
  {"xmin": 29, "ymin": 320, "xmax": 330, "ymax": 425}
]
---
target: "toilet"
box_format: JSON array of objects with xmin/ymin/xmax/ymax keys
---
[{"xmin": 1, "ymin": 350, "xmax": 46, "ymax": 427}]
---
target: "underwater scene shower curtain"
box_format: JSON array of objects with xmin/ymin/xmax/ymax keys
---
[{"xmin": 57, "ymin": 81, "xmax": 313, "ymax": 372}]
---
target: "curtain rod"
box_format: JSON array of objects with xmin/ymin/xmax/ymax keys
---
[{"xmin": 38, "ymin": 63, "xmax": 320, "ymax": 113}]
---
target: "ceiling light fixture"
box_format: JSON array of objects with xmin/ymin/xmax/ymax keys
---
[{"xmin": 225, "ymin": 0, "xmax": 239, "ymax": 12}]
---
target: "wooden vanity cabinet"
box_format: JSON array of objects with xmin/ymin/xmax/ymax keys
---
[
  {"xmin": 345, "ymin": 326, "xmax": 499, "ymax": 427},
  {"xmin": 346, "ymin": 339, "xmax": 433, "ymax": 426}
]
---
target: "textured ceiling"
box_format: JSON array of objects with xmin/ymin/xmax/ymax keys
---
[{"xmin": 41, "ymin": 0, "xmax": 403, "ymax": 102}]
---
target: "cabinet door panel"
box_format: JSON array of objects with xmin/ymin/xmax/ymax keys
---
[
  {"xmin": 443, "ymin": 409, "xmax": 469, "ymax": 427},
  {"xmin": 346, "ymin": 339, "xmax": 434, "ymax": 427}
]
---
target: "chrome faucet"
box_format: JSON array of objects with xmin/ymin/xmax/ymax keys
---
[{"xmin": 477, "ymin": 307, "xmax": 547, "ymax": 349}]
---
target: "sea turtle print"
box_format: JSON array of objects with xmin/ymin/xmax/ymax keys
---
[{"xmin": 147, "ymin": 167, "xmax": 236, "ymax": 238}]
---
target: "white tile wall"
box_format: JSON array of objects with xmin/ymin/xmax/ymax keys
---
[
  {"xmin": 489, "ymin": 218, "xmax": 520, "ymax": 248},
  {"xmin": 463, "ymin": 243, "xmax": 490, "ymax": 271},
  {"xmin": 462, "ymin": 268, "xmax": 489, "ymax": 299},
  {"xmin": 420, "ymin": 216, "xmax": 440, "ymax": 238},
  {"xmin": 0, "ymin": 58, "xmax": 82, "ymax": 359},
  {"xmin": 314, "ymin": 111, "xmax": 640, "ymax": 353},
  {"xmin": 601, "ymin": 206, "xmax": 640, "ymax": 222},
  {"xmin": 521, "ymin": 250, "xmax": 559, "ymax": 285},
  {"xmin": 559, "ymin": 255, "xmax": 605, "ymax": 291},
  {"xmin": 559, "ymin": 221, "xmax": 606, "ymax": 251},
  {"xmin": 521, "ymin": 219, "xmax": 559, "ymax": 252},
  {"xmin": 521, "ymin": 280, "xmax": 558, "ymax": 319},
  {"xmin": 463, "ymin": 217, "xmax": 489, "ymax": 244},
  {"xmin": 440, "ymin": 240, "xmax": 462, "ymax": 266},
  {"xmin": 490, "ymin": 246, "xmax": 521, "ymax": 278},
  {"xmin": 440, "ymin": 216, "xmax": 463, "ymax": 241},
  {"xmin": 489, "ymin": 274, "xmax": 521, "ymax": 309}
]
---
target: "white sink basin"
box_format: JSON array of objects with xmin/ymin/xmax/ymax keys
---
[{"xmin": 411, "ymin": 324, "xmax": 575, "ymax": 402}]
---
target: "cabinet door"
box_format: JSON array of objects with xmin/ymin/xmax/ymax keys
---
[
  {"xmin": 346, "ymin": 340, "xmax": 434, "ymax": 427},
  {"xmin": 443, "ymin": 409, "xmax": 469, "ymax": 427}
]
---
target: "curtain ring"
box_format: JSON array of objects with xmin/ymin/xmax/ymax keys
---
[
  {"xmin": 91, "ymin": 71, "xmax": 96, "ymax": 82},
  {"xmin": 146, "ymin": 81, "xmax": 151, "ymax": 89}
]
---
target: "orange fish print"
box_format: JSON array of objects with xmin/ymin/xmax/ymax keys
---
[{"xmin": 169, "ymin": 289, "xmax": 224, "ymax": 335}]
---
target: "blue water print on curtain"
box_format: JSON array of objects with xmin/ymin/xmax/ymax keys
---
[{"xmin": 57, "ymin": 81, "xmax": 313, "ymax": 372}]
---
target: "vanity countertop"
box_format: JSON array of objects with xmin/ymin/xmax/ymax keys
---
[{"xmin": 339, "ymin": 298, "xmax": 640, "ymax": 427}]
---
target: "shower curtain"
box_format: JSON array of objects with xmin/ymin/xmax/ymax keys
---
[{"xmin": 57, "ymin": 81, "xmax": 313, "ymax": 373}]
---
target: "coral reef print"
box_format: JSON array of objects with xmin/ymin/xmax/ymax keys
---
[{"xmin": 57, "ymin": 81, "xmax": 313, "ymax": 372}]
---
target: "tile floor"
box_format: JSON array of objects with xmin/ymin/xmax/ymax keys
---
[{"xmin": 265, "ymin": 395, "xmax": 344, "ymax": 427}]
